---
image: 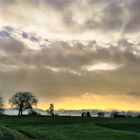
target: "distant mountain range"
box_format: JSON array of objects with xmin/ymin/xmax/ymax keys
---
[{"xmin": 3, "ymin": 108, "xmax": 140, "ymax": 117}]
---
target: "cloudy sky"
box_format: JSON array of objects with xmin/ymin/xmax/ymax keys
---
[{"xmin": 0, "ymin": 0, "xmax": 140, "ymax": 110}]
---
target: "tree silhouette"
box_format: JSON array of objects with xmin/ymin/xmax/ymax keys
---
[
  {"xmin": 97, "ymin": 112, "xmax": 105, "ymax": 118},
  {"xmin": 0, "ymin": 97, "xmax": 4, "ymax": 114},
  {"xmin": 47, "ymin": 103, "xmax": 54, "ymax": 116},
  {"xmin": 9, "ymin": 92, "xmax": 38, "ymax": 116},
  {"xmin": 87, "ymin": 112, "xmax": 91, "ymax": 117}
]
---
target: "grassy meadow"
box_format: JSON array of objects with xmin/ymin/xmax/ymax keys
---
[{"xmin": 0, "ymin": 115, "xmax": 140, "ymax": 140}]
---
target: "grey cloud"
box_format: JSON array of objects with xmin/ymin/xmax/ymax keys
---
[
  {"xmin": 0, "ymin": 0, "xmax": 16, "ymax": 5},
  {"xmin": 125, "ymin": 17, "xmax": 140, "ymax": 33},
  {"xmin": 85, "ymin": 0, "xmax": 123, "ymax": 30},
  {"xmin": 0, "ymin": 0, "xmax": 140, "ymax": 101},
  {"xmin": 1, "ymin": 31, "xmax": 140, "ymax": 71},
  {"xmin": 46, "ymin": 0, "xmax": 74, "ymax": 9},
  {"xmin": 0, "ymin": 0, "xmax": 74, "ymax": 8},
  {"xmin": 100, "ymin": 0, "xmax": 123, "ymax": 30},
  {"xmin": 1, "ymin": 0, "xmax": 140, "ymax": 39},
  {"xmin": 0, "ymin": 30, "xmax": 140, "ymax": 100},
  {"xmin": 127, "ymin": 91, "xmax": 140, "ymax": 97},
  {"xmin": 123, "ymin": 0, "xmax": 140, "ymax": 33},
  {"xmin": 22, "ymin": 32, "xmax": 28, "ymax": 39},
  {"xmin": 0, "ymin": 30, "xmax": 10, "ymax": 37},
  {"xmin": 0, "ymin": 38, "xmax": 26, "ymax": 55}
]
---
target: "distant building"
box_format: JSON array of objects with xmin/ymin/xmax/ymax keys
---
[
  {"xmin": 81, "ymin": 112, "xmax": 87, "ymax": 117},
  {"xmin": 81, "ymin": 112, "xmax": 91, "ymax": 117},
  {"xmin": 97, "ymin": 112, "xmax": 105, "ymax": 118},
  {"xmin": 110, "ymin": 112, "xmax": 125, "ymax": 118}
]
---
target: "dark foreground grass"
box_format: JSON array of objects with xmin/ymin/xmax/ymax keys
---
[{"xmin": 0, "ymin": 115, "xmax": 140, "ymax": 140}]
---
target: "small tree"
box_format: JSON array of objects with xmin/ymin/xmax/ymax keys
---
[
  {"xmin": 47, "ymin": 103, "xmax": 54, "ymax": 116},
  {"xmin": 0, "ymin": 98, "xmax": 4, "ymax": 114},
  {"xmin": 87, "ymin": 111, "xmax": 91, "ymax": 117},
  {"xmin": 9, "ymin": 92, "xmax": 38, "ymax": 116}
]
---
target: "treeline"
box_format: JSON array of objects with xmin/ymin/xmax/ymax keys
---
[{"xmin": 81, "ymin": 111, "xmax": 140, "ymax": 118}]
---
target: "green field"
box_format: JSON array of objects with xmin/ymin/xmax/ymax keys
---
[{"xmin": 0, "ymin": 115, "xmax": 140, "ymax": 140}]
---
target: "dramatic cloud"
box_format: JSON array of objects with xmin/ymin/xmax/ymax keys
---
[
  {"xmin": 0, "ymin": 0, "xmax": 140, "ymax": 42},
  {"xmin": 0, "ymin": 0, "xmax": 140, "ymax": 110}
]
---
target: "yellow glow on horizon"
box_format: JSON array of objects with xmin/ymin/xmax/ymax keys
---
[
  {"xmin": 4, "ymin": 93, "xmax": 140, "ymax": 112},
  {"xmin": 37, "ymin": 94, "xmax": 140, "ymax": 111}
]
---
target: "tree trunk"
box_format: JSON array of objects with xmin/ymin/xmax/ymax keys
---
[
  {"xmin": 18, "ymin": 107, "xmax": 22, "ymax": 116},
  {"xmin": 21, "ymin": 110, "xmax": 23, "ymax": 116},
  {"xmin": 18, "ymin": 109, "xmax": 20, "ymax": 116}
]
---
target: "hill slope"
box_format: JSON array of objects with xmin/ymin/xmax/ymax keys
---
[{"xmin": 0, "ymin": 116, "xmax": 140, "ymax": 140}]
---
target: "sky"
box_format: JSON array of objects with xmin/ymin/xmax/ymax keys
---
[{"xmin": 0, "ymin": 0, "xmax": 140, "ymax": 110}]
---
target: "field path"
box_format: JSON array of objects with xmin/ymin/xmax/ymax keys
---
[{"xmin": 0, "ymin": 126, "xmax": 31, "ymax": 140}]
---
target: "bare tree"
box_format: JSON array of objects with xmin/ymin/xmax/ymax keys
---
[
  {"xmin": 9, "ymin": 92, "xmax": 38, "ymax": 116},
  {"xmin": 0, "ymin": 97, "xmax": 4, "ymax": 114}
]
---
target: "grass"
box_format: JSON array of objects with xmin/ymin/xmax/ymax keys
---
[{"xmin": 0, "ymin": 115, "xmax": 140, "ymax": 139}]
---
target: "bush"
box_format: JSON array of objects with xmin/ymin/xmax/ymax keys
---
[
  {"xmin": 28, "ymin": 109, "xmax": 41, "ymax": 116},
  {"xmin": 97, "ymin": 112, "xmax": 105, "ymax": 118}
]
